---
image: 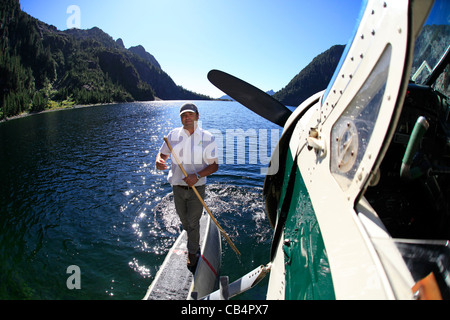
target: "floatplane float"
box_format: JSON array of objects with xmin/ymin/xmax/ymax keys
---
[{"xmin": 145, "ymin": 0, "xmax": 450, "ymax": 300}]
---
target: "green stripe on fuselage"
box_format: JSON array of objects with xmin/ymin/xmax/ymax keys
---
[{"xmin": 280, "ymin": 148, "xmax": 335, "ymax": 300}]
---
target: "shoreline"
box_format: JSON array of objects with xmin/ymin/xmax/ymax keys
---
[
  {"xmin": 0, "ymin": 97, "xmax": 227, "ymax": 124},
  {"xmin": 0, "ymin": 102, "xmax": 120, "ymax": 124}
]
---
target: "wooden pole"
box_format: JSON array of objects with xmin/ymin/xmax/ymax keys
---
[{"xmin": 164, "ymin": 137, "xmax": 241, "ymax": 256}]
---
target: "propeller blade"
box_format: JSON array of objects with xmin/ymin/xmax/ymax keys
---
[{"xmin": 208, "ymin": 69, "xmax": 292, "ymax": 127}]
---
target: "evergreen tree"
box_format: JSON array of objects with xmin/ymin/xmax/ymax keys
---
[{"xmin": 0, "ymin": 0, "xmax": 209, "ymax": 119}]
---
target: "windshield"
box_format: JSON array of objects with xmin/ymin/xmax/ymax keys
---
[{"xmin": 410, "ymin": 0, "xmax": 450, "ymax": 96}]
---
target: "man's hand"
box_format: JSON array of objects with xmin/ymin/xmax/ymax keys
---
[
  {"xmin": 183, "ymin": 174, "xmax": 199, "ymax": 187},
  {"xmin": 156, "ymin": 153, "xmax": 168, "ymax": 170}
]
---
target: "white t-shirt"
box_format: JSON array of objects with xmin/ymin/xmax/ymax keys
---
[{"xmin": 159, "ymin": 126, "xmax": 218, "ymax": 187}]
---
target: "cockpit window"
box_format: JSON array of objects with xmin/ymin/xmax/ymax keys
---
[{"xmin": 410, "ymin": 0, "xmax": 450, "ymax": 96}]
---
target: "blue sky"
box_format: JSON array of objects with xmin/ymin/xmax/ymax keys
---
[{"xmin": 19, "ymin": 0, "xmax": 363, "ymax": 98}]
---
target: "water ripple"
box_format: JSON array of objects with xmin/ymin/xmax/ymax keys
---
[{"xmin": 0, "ymin": 102, "xmax": 273, "ymax": 299}]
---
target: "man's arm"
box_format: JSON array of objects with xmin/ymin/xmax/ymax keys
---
[
  {"xmin": 198, "ymin": 163, "xmax": 219, "ymax": 177},
  {"xmin": 183, "ymin": 163, "xmax": 219, "ymax": 187}
]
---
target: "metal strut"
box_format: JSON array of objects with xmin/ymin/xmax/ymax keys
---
[{"xmin": 197, "ymin": 263, "xmax": 272, "ymax": 300}]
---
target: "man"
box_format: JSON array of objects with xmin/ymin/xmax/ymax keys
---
[{"xmin": 156, "ymin": 103, "xmax": 219, "ymax": 267}]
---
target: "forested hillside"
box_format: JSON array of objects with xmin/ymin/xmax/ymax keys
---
[
  {"xmin": 0, "ymin": 0, "xmax": 209, "ymax": 120},
  {"xmin": 273, "ymin": 45, "xmax": 345, "ymax": 107}
]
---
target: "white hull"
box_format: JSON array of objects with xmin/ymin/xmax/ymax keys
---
[{"xmin": 143, "ymin": 212, "xmax": 221, "ymax": 300}]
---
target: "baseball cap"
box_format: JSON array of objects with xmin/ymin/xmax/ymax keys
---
[{"xmin": 179, "ymin": 103, "xmax": 198, "ymax": 115}]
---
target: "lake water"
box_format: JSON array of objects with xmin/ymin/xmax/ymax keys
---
[{"xmin": 0, "ymin": 100, "xmax": 283, "ymax": 300}]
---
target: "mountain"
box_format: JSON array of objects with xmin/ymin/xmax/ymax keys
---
[
  {"xmin": 0, "ymin": 0, "xmax": 210, "ymax": 120},
  {"xmin": 273, "ymin": 23, "xmax": 450, "ymax": 107},
  {"xmin": 273, "ymin": 45, "xmax": 345, "ymax": 107},
  {"xmin": 128, "ymin": 45, "xmax": 161, "ymax": 70},
  {"xmin": 216, "ymin": 46, "xmax": 345, "ymax": 106}
]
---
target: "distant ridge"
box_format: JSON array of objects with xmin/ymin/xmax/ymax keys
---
[
  {"xmin": 273, "ymin": 45, "xmax": 345, "ymax": 107},
  {"xmin": 129, "ymin": 45, "xmax": 162, "ymax": 70},
  {"xmin": 217, "ymin": 46, "xmax": 345, "ymax": 107},
  {"xmin": 0, "ymin": 0, "xmax": 210, "ymax": 119}
]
